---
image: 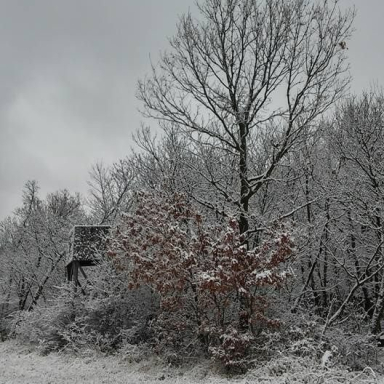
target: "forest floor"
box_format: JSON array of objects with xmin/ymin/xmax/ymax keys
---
[{"xmin": 0, "ymin": 340, "xmax": 383, "ymax": 384}]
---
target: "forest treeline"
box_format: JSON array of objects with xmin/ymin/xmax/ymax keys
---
[{"xmin": 0, "ymin": 0, "xmax": 383, "ymax": 373}]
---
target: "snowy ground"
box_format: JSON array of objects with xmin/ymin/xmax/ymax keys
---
[{"xmin": 0, "ymin": 340, "xmax": 383, "ymax": 384}]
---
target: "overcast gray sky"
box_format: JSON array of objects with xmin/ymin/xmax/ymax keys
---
[{"xmin": 0, "ymin": 0, "xmax": 382, "ymax": 220}]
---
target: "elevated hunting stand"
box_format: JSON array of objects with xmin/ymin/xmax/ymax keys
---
[{"xmin": 66, "ymin": 225, "xmax": 111, "ymax": 291}]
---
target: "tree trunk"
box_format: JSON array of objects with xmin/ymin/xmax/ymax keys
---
[
  {"xmin": 371, "ymin": 276, "xmax": 384, "ymax": 334},
  {"xmin": 238, "ymin": 122, "xmax": 250, "ymax": 331}
]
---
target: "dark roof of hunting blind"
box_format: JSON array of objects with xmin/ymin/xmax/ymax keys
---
[{"xmin": 67, "ymin": 225, "xmax": 111, "ymax": 266}]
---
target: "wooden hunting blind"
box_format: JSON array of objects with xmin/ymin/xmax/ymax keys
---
[{"xmin": 66, "ymin": 225, "xmax": 111, "ymax": 289}]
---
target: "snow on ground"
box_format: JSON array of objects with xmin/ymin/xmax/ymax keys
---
[{"xmin": 0, "ymin": 340, "xmax": 383, "ymax": 384}]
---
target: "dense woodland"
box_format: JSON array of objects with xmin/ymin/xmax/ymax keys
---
[{"xmin": 1, "ymin": 0, "xmax": 384, "ymax": 374}]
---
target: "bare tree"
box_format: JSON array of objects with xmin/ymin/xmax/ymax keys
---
[
  {"xmin": 0, "ymin": 182, "xmax": 85, "ymax": 311},
  {"xmin": 138, "ymin": 0, "xmax": 354, "ymax": 245},
  {"xmin": 88, "ymin": 160, "xmax": 135, "ymax": 225},
  {"xmin": 330, "ymin": 91, "xmax": 384, "ymax": 332}
]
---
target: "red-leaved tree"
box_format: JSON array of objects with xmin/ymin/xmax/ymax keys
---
[{"xmin": 109, "ymin": 192, "xmax": 294, "ymax": 368}]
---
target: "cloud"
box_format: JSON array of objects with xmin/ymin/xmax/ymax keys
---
[
  {"xmin": 0, "ymin": 0, "xmax": 384, "ymax": 220},
  {"xmin": 0, "ymin": 0, "xmax": 191, "ymax": 219}
]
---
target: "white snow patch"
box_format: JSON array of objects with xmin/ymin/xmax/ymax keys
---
[{"xmin": 0, "ymin": 340, "xmax": 381, "ymax": 384}]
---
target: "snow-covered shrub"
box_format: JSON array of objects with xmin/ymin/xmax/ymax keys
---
[
  {"xmin": 12, "ymin": 276, "xmax": 157, "ymax": 355},
  {"xmin": 11, "ymin": 292, "xmax": 76, "ymax": 353},
  {"xmin": 0, "ymin": 300, "xmax": 16, "ymax": 341},
  {"xmin": 109, "ymin": 192, "xmax": 294, "ymax": 370},
  {"xmin": 323, "ymin": 328, "xmax": 378, "ymax": 371},
  {"xmin": 266, "ymin": 357, "xmax": 295, "ymax": 377},
  {"xmin": 119, "ymin": 341, "xmax": 152, "ymax": 363},
  {"xmin": 250, "ymin": 311, "xmax": 326, "ymax": 364},
  {"xmin": 290, "ymin": 338, "xmax": 318, "ymax": 357},
  {"xmin": 209, "ymin": 326, "xmax": 254, "ymax": 373},
  {"xmin": 283, "ymin": 318, "xmax": 324, "ymax": 360}
]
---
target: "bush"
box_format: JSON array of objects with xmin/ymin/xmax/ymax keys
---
[
  {"xmin": 323, "ymin": 328, "xmax": 379, "ymax": 371},
  {"xmin": 0, "ymin": 300, "xmax": 17, "ymax": 341},
  {"xmin": 109, "ymin": 192, "xmax": 294, "ymax": 370},
  {"xmin": 12, "ymin": 282, "xmax": 157, "ymax": 355},
  {"xmin": 11, "ymin": 293, "xmax": 75, "ymax": 352}
]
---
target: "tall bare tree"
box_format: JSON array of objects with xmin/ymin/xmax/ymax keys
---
[{"xmin": 138, "ymin": 0, "xmax": 354, "ymax": 245}]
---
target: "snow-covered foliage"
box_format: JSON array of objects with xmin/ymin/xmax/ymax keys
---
[
  {"xmin": 0, "ymin": 339, "xmax": 381, "ymax": 384},
  {"xmin": 109, "ymin": 192, "xmax": 294, "ymax": 369},
  {"xmin": 0, "ymin": 182, "xmax": 85, "ymax": 313},
  {"xmin": 10, "ymin": 259, "xmax": 157, "ymax": 355}
]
